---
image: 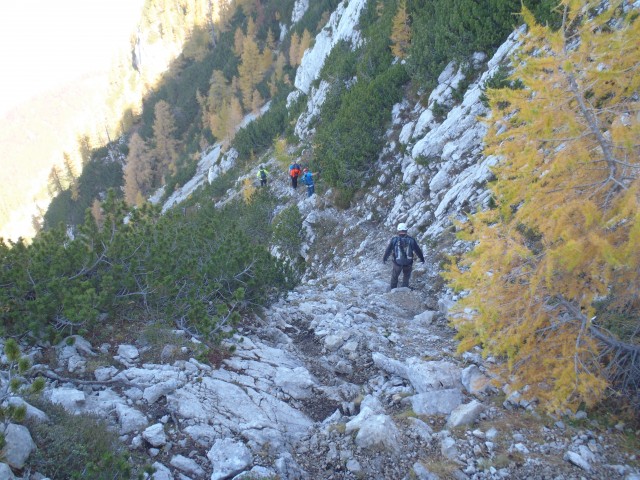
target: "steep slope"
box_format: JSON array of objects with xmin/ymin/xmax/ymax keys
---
[
  {"xmin": 13, "ymin": 19, "xmax": 637, "ymax": 479},
  {"xmin": 3, "ymin": 1, "xmax": 639, "ymax": 479}
]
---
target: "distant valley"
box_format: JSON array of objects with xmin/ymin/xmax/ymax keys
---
[{"xmin": 0, "ymin": 71, "xmax": 111, "ymax": 240}]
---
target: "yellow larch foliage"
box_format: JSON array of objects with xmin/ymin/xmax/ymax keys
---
[
  {"xmin": 242, "ymin": 177, "xmax": 256, "ymax": 203},
  {"xmin": 238, "ymin": 34, "xmax": 265, "ymax": 110},
  {"xmin": 444, "ymin": 0, "xmax": 639, "ymax": 412},
  {"xmin": 390, "ymin": 0, "xmax": 411, "ymax": 59},
  {"xmin": 289, "ymin": 32, "xmax": 300, "ymax": 66}
]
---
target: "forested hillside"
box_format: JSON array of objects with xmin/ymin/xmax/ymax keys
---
[{"xmin": 1, "ymin": 0, "xmax": 638, "ymax": 478}]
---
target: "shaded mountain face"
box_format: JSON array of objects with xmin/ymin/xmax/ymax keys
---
[
  {"xmin": 0, "ymin": 0, "xmax": 152, "ymax": 240},
  {"xmin": 0, "ymin": 74, "xmax": 110, "ymax": 240}
]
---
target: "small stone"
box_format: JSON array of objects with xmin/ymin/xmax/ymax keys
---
[
  {"xmin": 346, "ymin": 459, "xmax": 362, "ymax": 473},
  {"xmin": 486, "ymin": 427, "xmax": 498, "ymax": 440},
  {"xmin": 564, "ymin": 451, "xmax": 591, "ymax": 472},
  {"xmin": 512, "ymin": 443, "xmax": 529, "ymax": 454},
  {"xmin": 441, "ymin": 436, "xmax": 458, "ymax": 460}
]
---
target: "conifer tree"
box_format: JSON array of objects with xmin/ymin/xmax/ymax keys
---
[
  {"xmin": 234, "ymin": 26, "xmax": 245, "ymax": 56},
  {"xmin": 77, "ymin": 134, "xmax": 92, "ymax": 166},
  {"xmin": 299, "ymin": 29, "xmax": 312, "ymax": 63},
  {"xmin": 390, "ymin": 0, "xmax": 411, "ymax": 59},
  {"xmin": 238, "ymin": 35, "xmax": 264, "ymax": 110},
  {"xmin": 250, "ymin": 89, "xmax": 264, "ymax": 114},
  {"xmin": 289, "ymin": 32, "xmax": 300, "ymax": 66},
  {"xmin": 62, "ymin": 152, "xmax": 79, "ymax": 200},
  {"xmin": 124, "ymin": 133, "xmax": 154, "ymax": 206},
  {"xmin": 47, "ymin": 166, "xmax": 65, "ymax": 197},
  {"xmin": 152, "ymin": 100, "xmax": 180, "ymax": 182},
  {"xmin": 445, "ymin": 0, "xmax": 640, "ymax": 411}
]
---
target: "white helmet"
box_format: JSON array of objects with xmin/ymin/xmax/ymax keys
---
[{"xmin": 397, "ymin": 222, "xmax": 408, "ymax": 232}]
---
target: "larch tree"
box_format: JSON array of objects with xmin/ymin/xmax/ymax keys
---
[
  {"xmin": 62, "ymin": 152, "xmax": 79, "ymax": 200},
  {"xmin": 90, "ymin": 198, "xmax": 105, "ymax": 230},
  {"xmin": 390, "ymin": 0, "xmax": 411, "ymax": 59},
  {"xmin": 210, "ymin": 97, "xmax": 243, "ymax": 147},
  {"xmin": 234, "ymin": 26, "xmax": 245, "ymax": 56},
  {"xmin": 289, "ymin": 32, "xmax": 300, "ymax": 66},
  {"xmin": 47, "ymin": 166, "xmax": 65, "ymax": 197},
  {"xmin": 444, "ymin": 0, "xmax": 640, "ymax": 411},
  {"xmin": 124, "ymin": 133, "xmax": 155, "ymax": 206},
  {"xmin": 152, "ymin": 100, "xmax": 180, "ymax": 183},
  {"xmin": 289, "ymin": 29, "xmax": 312, "ymax": 67},
  {"xmin": 299, "ymin": 29, "xmax": 312, "ymax": 62},
  {"xmin": 238, "ymin": 34, "xmax": 264, "ymax": 110}
]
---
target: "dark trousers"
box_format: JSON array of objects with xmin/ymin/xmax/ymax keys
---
[
  {"xmin": 390, "ymin": 261, "xmax": 412, "ymax": 289},
  {"xmin": 306, "ymin": 184, "xmax": 314, "ymax": 197},
  {"xmin": 260, "ymin": 178, "xmax": 267, "ymax": 186},
  {"xmin": 291, "ymin": 176, "xmax": 298, "ymax": 189}
]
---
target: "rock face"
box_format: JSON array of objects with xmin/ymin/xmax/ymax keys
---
[{"xmin": 294, "ymin": 0, "xmax": 367, "ymax": 94}]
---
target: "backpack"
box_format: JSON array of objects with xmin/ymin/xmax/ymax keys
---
[
  {"xmin": 260, "ymin": 169, "xmax": 267, "ymax": 180},
  {"xmin": 290, "ymin": 163, "xmax": 301, "ymax": 177},
  {"xmin": 393, "ymin": 236, "xmax": 413, "ymax": 265}
]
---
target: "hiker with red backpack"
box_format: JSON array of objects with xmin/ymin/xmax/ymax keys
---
[
  {"xmin": 383, "ymin": 222, "xmax": 425, "ymax": 290},
  {"xmin": 289, "ymin": 161, "xmax": 301, "ymax": 189}
]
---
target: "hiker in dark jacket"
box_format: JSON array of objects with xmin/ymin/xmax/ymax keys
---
[{"xmin": 383, "ymin": 222, "xmax": 425, "ymax": 290}]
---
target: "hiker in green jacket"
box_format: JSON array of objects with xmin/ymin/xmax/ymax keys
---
[
  {"xmin": 257, "ymin": 165, "xmax": 269, "ymax": 186},
  {"xmin": 383, "ymin": 222, "xmax": 425, "ymax": 290}
]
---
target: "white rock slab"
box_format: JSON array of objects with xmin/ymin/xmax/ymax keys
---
[
  {"xmin": 143, "ymin": 423, "xmax": 167, "ymax": 447},
  {"xmin": 6, "ymin": 397, "xmax": 48, "ymax": 422},
  {"xmin": 150, "ymin": 461, "xmax": 173, "ymax": 480},
  {"xmin": 410, "ymin": 389, "xmax": 463, "ymax": 416},
  {"xmin": 447, "ymin": 400, "xmax": 485, "ymax": 428},
  {"xmin": 355, "ymin": 414, "xmax": 400, "ymax": 452},
  {"xmin": 170, "ymin": 454, "xmax": 206, "ymax": 477},
  {"xmin": 48, "ymin": 387, "xmax": 86, "ymax": 413},
  {"xmin": 294, "ymin": 0, "xmax": 367, "ymax": 94},
  {"xmin": 208, "ymin": 438, "xmax": 252, "ymax": 480},
  {"xmin": 115, "ymin": 403, "xmax": 148, "ymax": 434},
  {"xmin": 0, "ymin": 463, "xmax": 15, "ymax": 479},
  {"xmin": 461, "ymin": 365, "xmax": 491, "ymax": 395},
  {"xmin": 144, "ymin": 379, "xmax": 180, "ymax": 404}
]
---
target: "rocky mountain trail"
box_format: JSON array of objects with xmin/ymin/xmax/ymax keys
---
[
  {"xmin": 5, "ymin": 211, "xmax": 638, "ymax": 479},
  {"xmin": 3, "ymin": 2, "xmax": 639, "ymax": 477}
]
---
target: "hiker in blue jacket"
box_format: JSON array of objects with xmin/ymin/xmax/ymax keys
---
[
  {"xmin": 301, "ymin": 168, "xmax": 315, "ymax": 197},
  {"xmin": 383, "ymin": 222, "xmax": 425, "ymax": 290}
]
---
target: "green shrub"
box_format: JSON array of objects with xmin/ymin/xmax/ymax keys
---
[
  {"xmin": 272, "ymin": 204, "xmax": 305, "ymax": 270},
  {"xmin": 2, "ymin": 188, "xmax": 295, "ymax": 342},
  {"xmin": 320, "ymin": 40, "xmax": 358, "ymax": 82},
  {"xmin": 315, "ymin": 64, "xmax": 409, "ymax": 198},
  {"xmin": 27, "ymin": 400, "xmax": 139, "ymax": 480},
  {"xmin": 406, "ymin": 0, "xmax": 559, "ymax": 89}
]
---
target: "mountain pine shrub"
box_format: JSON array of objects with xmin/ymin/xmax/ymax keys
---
[{"xmin": 315, "ymin": 63, "xmax": 408, "ymax": 201}]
